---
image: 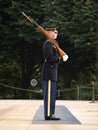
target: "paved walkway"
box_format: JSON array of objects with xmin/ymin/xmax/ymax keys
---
[{"xmin": 0, "ymin": 100, "xmax": 98, "ymax": 130}]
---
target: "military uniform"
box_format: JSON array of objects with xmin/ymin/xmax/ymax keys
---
[{"xmin": 42, "ymin": 37, "xmax": 63, "ymax": 120}]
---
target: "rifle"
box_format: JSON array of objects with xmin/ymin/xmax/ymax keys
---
[{"xmin": 22, "ymin": 12, "xmax": 67, "ymax": 57}]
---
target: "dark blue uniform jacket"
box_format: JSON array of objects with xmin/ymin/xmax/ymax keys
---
[{"xmin": 42, "ymin": 39, "xmax": 63, "ymax": 81}]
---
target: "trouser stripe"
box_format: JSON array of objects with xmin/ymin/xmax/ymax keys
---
[{"xmin": 47, "ymin": 80, "xmax": 51, "ymax": 116}]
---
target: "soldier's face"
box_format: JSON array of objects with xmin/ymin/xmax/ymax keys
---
[{"xmin": 48, "ymin": 31, "xmax": 58, "ymax": 39}]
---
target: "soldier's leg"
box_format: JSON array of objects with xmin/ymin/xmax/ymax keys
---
[
  {"xmin": 42, "ymin": 80, "xmax": 51, "ymax": 118},
  {"xmin": 42, "ymin": 80, "xmax": 48, "ymax": 118},
  {"xmin": 50, "ymin": 81, "xmax": 57, "ymax": 116}
]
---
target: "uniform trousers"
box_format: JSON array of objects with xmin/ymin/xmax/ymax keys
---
[{"xmin": 42, "ymin": 80, "xmax": 57, "ymax": 118}]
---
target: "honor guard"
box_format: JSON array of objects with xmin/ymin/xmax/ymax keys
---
[{"xmin": 41, "ymin": 27, "xmax": 68, "ymax": 120}]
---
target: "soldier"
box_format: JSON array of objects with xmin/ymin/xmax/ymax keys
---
[{"xmin": 41, "ymin": 27, "xmax": 68, "ymax": 120}]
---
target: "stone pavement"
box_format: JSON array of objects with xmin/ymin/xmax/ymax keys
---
[{"xmin": 0, "ymin": 100, "xmax": 98, "ymax": 130}]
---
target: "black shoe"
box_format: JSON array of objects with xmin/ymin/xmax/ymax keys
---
[
  {"xmin": 45, "ymin": 116, "xmax": 51, "ymax": 120},
  {"xmin": 50, "ymin": 116, "xmax": 61, "ymax": 120},
  {"xmin": 45, "ymin": 116, "xmax": 61, "ymax": 120}
]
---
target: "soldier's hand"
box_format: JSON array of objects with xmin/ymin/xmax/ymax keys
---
[{"xmin": 63, "ymin": 55, "xmax": 69, "ymax": 62}]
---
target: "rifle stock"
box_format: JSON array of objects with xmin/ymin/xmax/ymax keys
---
[{"xmin": 22, "ymin": 12, "xmax": 67, "ymax": 57}]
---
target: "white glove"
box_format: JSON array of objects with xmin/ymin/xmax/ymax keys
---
[{"xmin": 63, "ymin": 55, "xmax": 69, "ymax": 62}]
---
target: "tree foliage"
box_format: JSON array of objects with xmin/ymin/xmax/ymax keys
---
[{"xmin": 0, "ymin": 0, "xmax": 97, "ymax": 98}]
